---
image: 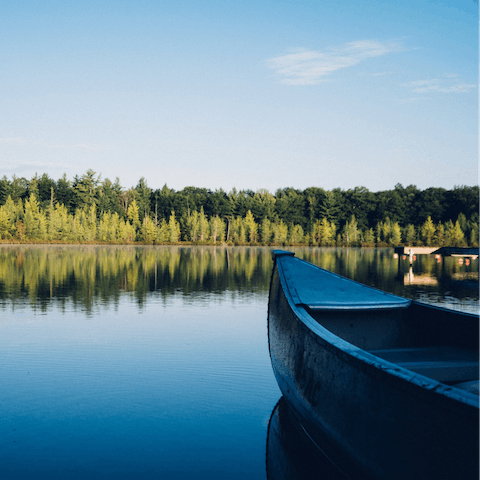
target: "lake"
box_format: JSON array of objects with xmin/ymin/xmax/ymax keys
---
[{"xmin": 0, "ymin": 246, "xmax": 478, "ymax": 479}]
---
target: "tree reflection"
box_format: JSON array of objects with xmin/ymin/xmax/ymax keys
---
[{"xmin": 0, "ymin": 246, "xmax": 477, "ymax": 313}]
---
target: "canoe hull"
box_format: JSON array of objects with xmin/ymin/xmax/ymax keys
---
[{"xmin": 268, "ymin": 256, "xmax": 479, "ymax": 480}]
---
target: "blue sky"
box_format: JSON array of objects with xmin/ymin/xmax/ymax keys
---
[{"xmin": 1, "ymin": 0, "xmax": 477, "ymax": 192}]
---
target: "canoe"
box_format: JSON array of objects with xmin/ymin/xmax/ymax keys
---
[
  {"xmin": 266, "ymin": 397, "xmax": 348, "ymax": 480},
  {"xmin": 268, "ymin": 250, "xmax": 479, "ymax": 480}
]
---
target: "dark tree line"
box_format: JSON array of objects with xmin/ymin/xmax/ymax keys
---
[{"xmin": 0, "ymin": 170, "xmax": 478, "ymax": 246}]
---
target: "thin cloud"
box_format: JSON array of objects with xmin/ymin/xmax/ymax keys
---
[
  {"xmin": 405, "ymin": 77, "xmax": 476, "ymax": 94},
  {"xmin": 267, "ymin": 40, "xmax": 399, "ymax": 85},
  {"xmin": 47, "ymin": 143, "xmax": 105, "ymax": 151},
  {"xmin": 0, "ymin": 137, "xmax": 105, "ymax": 151},
  {"xmin": 1, "ymin": 160, "xmax": 68, "ymax": 174}
]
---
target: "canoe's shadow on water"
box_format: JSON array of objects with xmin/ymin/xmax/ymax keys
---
[{"xmin": 266, "ymin": 397, "xmax": 350, "ymax": 480}]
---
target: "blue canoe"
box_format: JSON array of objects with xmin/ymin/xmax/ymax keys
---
[{"xmin": 268, "ymin": 250, "xmax": 479, "ymax": 480}]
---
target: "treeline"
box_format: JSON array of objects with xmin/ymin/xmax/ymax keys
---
[{"xmin": 0, "ymin": 171, "xmax": 478, "ymax": 246}]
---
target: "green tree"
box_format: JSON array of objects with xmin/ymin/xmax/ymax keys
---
[
  {"xmin": 127, "ymin": 198, "xmax": 141, "ymax": 234},
  {"xmin": 209, "ymin": 215, "xmax": 226, "ymax": 244},
  {"xmin": 250, "ymin": 190, "xmax": 276, "ymax": 220},
  {"xmin": 434, "ymin": 222, "xmax": 445, "ymax": 247},
  {"xmin": 274, "ymin": 188, "xmax": 306, "ymax": 226},
  {"xmin": 98, "ymin": 178, "xmax": 123, "ymax": 216},
  {"xmin": 134, "ymin": 177, "xmax": 152, "ymax": 220},
  {"xmin": 231, "ymin": 216, "xmax": 246, "ymax": 243},
  {"xmin": 156, "ymin": 219, "xmax": 169, "ymax": 243},
  {"xmin": 391, "ymin": 222, "xmax": 402, "ymax": 245},
  {"xmin": 446, "ymin": 220, "xmax": 465, "ymax": 247},
  {"xmin": 469, "ymin": 222, "xmax": 479, "ymax": 247},
  {"xmin": 24, "ymin": 194, "xmax": 47, "ymax": 240},
  {"xmin": 404, "ymin": 224, "xmax": 416, "ymax": 246},
  {"xmin": 0, "ymin": 176, "xmax": 12, "ymax": 205},
  {"xmin": 342, "ymin": 215, "xmax": 359, "ymax": 246},
  {"xmin": 363, "ymin": 228, "xmax": 375, "ymax": 245},
  {"xmin": 311, "ymin": 218, "xmax": 336, "ymax": 246},
  {"xmin": 168, "ymin": 212, "xmax": 181, "ymax": 243},
  {"xmin": 186, "ymin": 210, "xmax": 200, "ymax": 242},
  {"xmin": 318, "ymin": 191, "xmax": 340, "ymax": 224},
  {"xmin": 47, "ymin": 203, "xmax": 73, "ymax": 240},
  {"xmin": 10, "ymin": 175, "xmax": 28, "ymax": 202},
  {"xmin": 198, "ymin": 207, "xmax": 209, "ymax": 242},
  {"xmin": 73, "ymin": 170, "xmax": 100, "ymax": 210},
  {"xmin": 15, "ymin": 220, "xmax": 26, "ymax": 240},
  {"xmin": 2, "ymin": 196, "xmax": 22, "ymax": 229},
  {"xmin": 244, "ymin": 210, "xmax": 258, "ymax": 243},
  {"xmin": 140, "ymin": 215, "xmax": 157, "ymax": 244},
  {"xmin": 289, "ymin": 224, "xmax": 304, "ymax": 244},
  {"xmin": 260, "ymin": 218, "xmax": 272, "ymax": 244},
  {"xmin": 420, "ymin": 216, "xmax": 436, "ymax": 246},
  {"xmin": 272, "ymin": 220, "xmax": 288, "ymax": 244},
  {"xmin": 56, "ymin": 174, "xmax": 74, "ymax": 213},
  {"xmin": 456, "ymin": 213, "xmax": 467, "ymax": 233},
  {"xmin": 0, "ymin": 206, "xmax": 12, "ymax": 238},
  {"xmin": 37, "ymin": 173, "xmax": 57, "ymax": 208}
]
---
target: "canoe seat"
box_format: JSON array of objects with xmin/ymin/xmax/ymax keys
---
[
  {"xmin": 368, "ymin": 346, "xmax": 479, "ymax": 383},
  {"xmin": 453, "ymin": 380, "xmax": 480, "ymax": 396}
]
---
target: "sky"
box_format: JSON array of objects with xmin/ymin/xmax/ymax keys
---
[{"xmin": 1, "ymin": 0, "xmax": 478, "ymax": 193}]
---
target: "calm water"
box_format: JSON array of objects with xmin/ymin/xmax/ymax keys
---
[{"xmin": 0, "ymin": 246, "xmax": 478, "ymax": 479}]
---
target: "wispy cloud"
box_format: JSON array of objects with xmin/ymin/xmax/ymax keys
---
[
  {"xmin": 47, "ymin": 143, "xmax": 104, "ymax": 151},
  {"xmin": 267, "ymin": 40, "xmax": 399, "ymax": 86},
  {"xmin": 405, "ymin": 75, "xmax": 476, "ymax": 94},
  {"xmin": 0, "ymin": 137, "xmax": 105, "ymax": 151},
  {"xmin": 1, "ymin": 160, "xmax": 70, "ymax": 174}
]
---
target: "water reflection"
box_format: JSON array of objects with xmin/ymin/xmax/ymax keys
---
[
  {"xmin": 0, "ymin": 246, "xmax": 273, "ymax": 313},
  {"xmin": 266, "ymin": 397, "xmax": 348, "ymax": 480},
  {"xmin": 0, "ymin": 246, "xmax": 477, "ymax": 313}
]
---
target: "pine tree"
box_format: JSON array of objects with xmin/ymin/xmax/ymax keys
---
[
  {"xmin": 289, "ymin": 224, "xmax": 304, "ymax": 244},
  {"xmin": 319, "ymin": 218, "xmax": 335, "ymax": 246},
  {"xmin": 0, "ymin": 206, "xmax": 12, "ymax": 239},
  {"xmin": 434, "ymin": 222, "xmax": 445, "ymax": 247},
  {"xmin": 209, "ymin": 215, "xmax": 226, "ymax": 244},
  {"xmin": 127, "ymin": 199, "xmax": 141, "ymax": 232},
  {"xmin": 446, "ymin": 220, "xmax": 465, "ymax": 247},
  {"xmin": 260, "ymin": 218, "xmax": 272, "ymax": 244},
  {"xmin": 156, "ymin": 219, "xmax": 169, "ymax": 243},
  {"xmin": 469, "ymin": 222, "xmax": 479, "ymax": 247},
  {"xmin": 141, "ymin": 215, "xmax": 157, "ymax": 244},
  {"xmin": 273, "ymin": 220, "xmax": 288, "ymax": 244},
  {"xmin": 244, "ymin": 210, "xmax": 258, "ymax": 243},
  {"xmin": 404, "ymin": 224, "xmax": 416, "ymax": 246},
  {"xmin": 421, "ymin": 216, "xmax": 436, "ymax": 246},
  {"xmin": 391, "ymin": 222, "xmax": 402, "ymax": 245},
  {"xmin": 198, "ymin": 207, "xmax": 209, "ymax": 242},
  {"xmin": 24, "ymin": 194, "xmax": 47, "ymax": 240},
  {"xmin": 168, "ymin": 212, "xmax": 181, "ymax": 243},
  {"xmin": 363, "ymin": 228, "xmax": 375, "ymax": 245},
  {"xmin": 343, "ymin": 215, "xmax": 359, "ymax": 246}
]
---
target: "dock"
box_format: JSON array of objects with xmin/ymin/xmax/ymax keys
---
[
  {"xmin": 394, "ymin": 247, "xmax": 479, "ymax": 258},
  {"xmin": 431, "ymin": 247, "xmax": 479, "ymax": 258}
]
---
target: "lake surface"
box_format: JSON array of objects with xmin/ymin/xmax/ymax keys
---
[{"xmin": 0, "ymin": 246, "xmax": 478, "ymax": 479}]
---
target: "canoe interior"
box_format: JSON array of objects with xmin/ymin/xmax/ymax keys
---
[{"xmin": 306, "ymin": 302, "xmax": 479, "ymax": 387}]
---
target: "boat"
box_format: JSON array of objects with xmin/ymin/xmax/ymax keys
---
[
  {"xmin": 266, "ymin": 397, "xmax": 348, "ymax": 480},
  {"xmin": 268, "ymin": 250, "xmax": 479, "ymax": 480}
]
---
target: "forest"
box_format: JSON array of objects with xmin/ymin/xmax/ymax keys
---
[{"xmin": 0, "ymin": 170, "xmax": 478, "ymax": 247}]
